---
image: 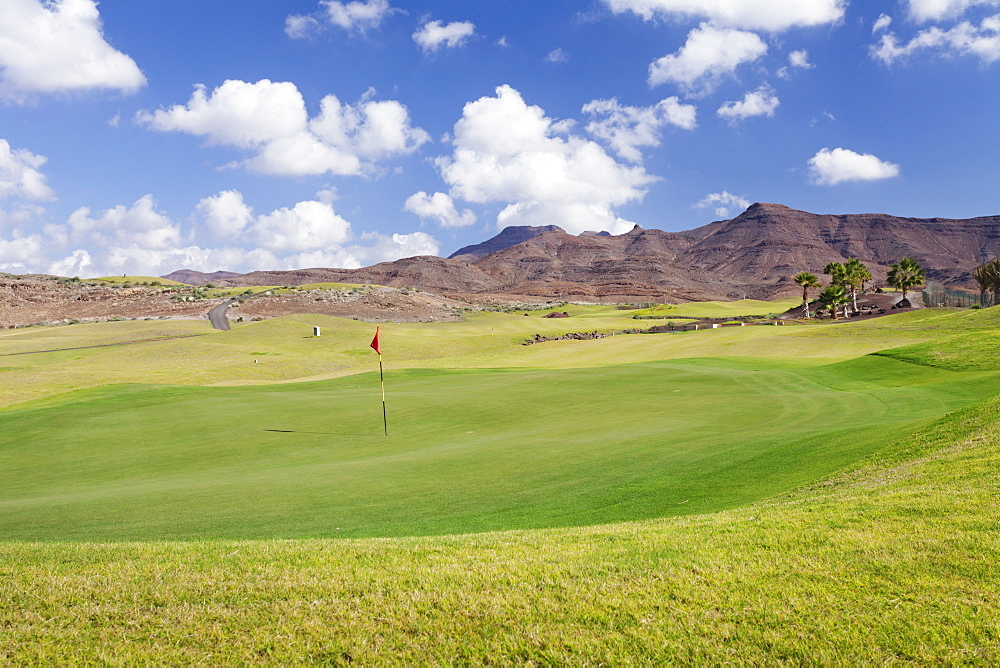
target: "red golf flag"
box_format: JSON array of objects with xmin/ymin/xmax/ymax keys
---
[{"xmin": 370, "ymin": 326, "xmax": 381, "ymax": 355}]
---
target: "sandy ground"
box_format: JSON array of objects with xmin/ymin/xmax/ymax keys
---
[{"xmin": 0, "ymin": 276, "xmax": 484, "ymax": 328}]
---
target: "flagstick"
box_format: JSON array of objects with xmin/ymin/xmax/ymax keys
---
[{"xmin": 379, "ymin": 354, "xmax": 387, "ymax": 436}]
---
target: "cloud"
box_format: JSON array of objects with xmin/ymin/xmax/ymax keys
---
[
  {"xmin": 413, "ymin": 20, "xmax": 476, "ymax": 53},
  {"xmin": 349, "ymin": 231, "xmax": 440, "ymax": 265},
  {"xmin": 694, "ymin": 191, "xmax": 750, "ymax": 217},
  {"xmin": 195, "ymin": 190, "xmax": 254, "ymax": 240},
  {"xmin": 807, "ymin": 147, "xmax": 900, "ymax": 185},
  {"xmin": 871, "ymin": 14, "xmax": 1000, "ymax": 64},
  {"xmin": 68, "ymin": 195, "xmax": 183, "ymax": 250},
  {"xmin": 0, "ymin": 203, "xmax": 48, "ymax": 229},
  {"xmin": 648, "ymin": 24, "xmax": 768, "ymax": 95},
  {"xmin": 717, "ymin": 85, "xmax": 779, "ymax": 123},
  {"xmin": 433, "ymin": 85, "xmax": 656, "ymax": 235},
  {"xmin": 404, "ymin": 191, "xmax": 477, "ymax": 228},
  {"xmin": 48, "ymin": 248, "xmax": 92, "ymax": 277},
  {"xmin": 0, "ymin": 0, "xmax": 145, "ymax": 100},
  {"xmin": 602, "ymin": 0, "xmax": 846, "ymax": 32},
  {"xmin": 788, "ymin": 49, "xmax": 814, "ymax": 68},
  {"xmin": 136, "ymin": 79, "xmax": 430, "ymax": 176},
  {"xmin": 873, "ymin": 13, "xmax": 893, "ymax": 33},
  {"xmin": 777, "ymin": 49, "xmax": 813, "ymax": 78},
  {"xmin": 0, "ymin": 139, "xmax": 55, "ymax": 201},
  {"xmin": 545, "ymin": 48, "xmax": 570, "ymax": 62},
  {"xmin": 285, "ymin": 0, "xmax": 397, "ymax": 38},
  {"xmin": 252, "ymin": 200, "xmax": 351, "ymax": 253},
  {"xmin": 284, "ymin": 15, "xmax": 321, "ymax": 39},
  {"xmin": 582, "ymin": 97, "xmax": 696, "ymax": 162},
  {"xmin": 36, "ymin": 190, "xmax": 441, "ymax": 277},
  {"xmin": 0, "ymin": 234, "xmax": 44, "ymax": 272},
  {"xmin": 906, "ymin": 0, "xmax": 999, "ymax": 22}
]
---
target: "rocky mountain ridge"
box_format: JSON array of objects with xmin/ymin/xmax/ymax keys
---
[{"xmin": 164, "ymin": 203, "xmax": 1000, "ymax": 301}]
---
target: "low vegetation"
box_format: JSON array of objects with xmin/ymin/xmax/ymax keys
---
[{"xmin": 1, "ymin": 301, "xmax": 998, "ymax": 661}]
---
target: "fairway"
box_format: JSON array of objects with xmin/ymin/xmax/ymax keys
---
[
  {"xmin": 3, "ymin": 306, "xmax": 1000, "ymax": 663},
  {"xmin": 2, "ymin": 341, "xmax": 996, "ymax": 540}
]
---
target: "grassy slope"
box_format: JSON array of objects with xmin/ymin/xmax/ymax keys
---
[
  {"xmin": 87, "ymin": 275, "xmax": 187, "ymax": 285},
  {"xmin": 2, "ymin": 305, "xmax": 999, "ymax": 660},
  {"xmin": 2, "ymin": 307, "xmax": 996, "ymax": 542},
  {"xmin": 0, "ymin": 302, "xmax": 937, "ymax": 408},
  {"xmin": 2, "ymin": 354, "xmax": 993, "ymax": 541},
  {"xmin": 2, "ymin": 390, "xmax": 998, "ymax": 663}
]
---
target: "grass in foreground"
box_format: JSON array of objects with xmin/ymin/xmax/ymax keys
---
[
  {"xmin": 2, "ymin": 389, "xmax": 998, "ymax": 662},
  {"xmin": 2, "ymin": 305, "xmax": 998, "ymax": 541}
]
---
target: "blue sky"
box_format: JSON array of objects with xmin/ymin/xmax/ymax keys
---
[{"xmin": 1, "ymin": 0, "xmax": 998, "ymax": 277}]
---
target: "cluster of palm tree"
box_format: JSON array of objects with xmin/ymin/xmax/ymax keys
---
[
  {"xmin": 792, "ymin": 270, "xmax": 850, "ymax": 320},
  {"xmin": 793, "ymin": 257, "xmax": 925, "ymax": 319},
  {"xmin": 886, "ymin": 257, "xmax": 924, "ymax": 304},
  {"xmin": 972, "ymin": 258, "xmax": 1000, "ymax": 307}
]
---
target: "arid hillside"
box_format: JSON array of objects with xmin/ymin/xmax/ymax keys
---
[{"xmin": 166, "ymin": 203, "xmax": 1000, "ymax": 301}]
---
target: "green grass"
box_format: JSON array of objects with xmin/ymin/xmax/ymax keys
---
[
  {"xmin": 629, "ymin": 297, "xmax": 800, "ymax": 318},
  {"xmin": 0, "ymin": 302, "xmax": 937, "ymax": 408},
  {"xmin": 2, "ymin": 304, "xmax": 999, "ymax": 661},
  {"xmin": 1, "ymin": 308, "xmax": 997, "ymax": 542},
  {"xmin": 86, "ymin": 275, "xmax": 187, "ymax": 285},
  {"xmin": 2, "ymin": 387, "xmax": 999, "ymax": 662},
  {"xmin": 0, "ymin": 356, "xmax": 988, "ymax": 541}
]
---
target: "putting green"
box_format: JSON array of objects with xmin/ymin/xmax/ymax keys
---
[{"xmin": 1, "ymin": 351, "xmax": 994, "ymax": 541}]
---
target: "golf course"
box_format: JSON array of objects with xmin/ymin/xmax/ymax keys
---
[{"xmin": 2, "ymin": 302, "xmax": 999, "ymax": 662}]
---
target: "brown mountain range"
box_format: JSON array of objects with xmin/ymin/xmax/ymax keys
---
[{"xmin": 165, "ymin": 203, "xmax": 1000, "ymax": 302}]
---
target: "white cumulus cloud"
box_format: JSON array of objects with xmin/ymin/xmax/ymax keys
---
[
  {"xmin": 433, "ymin": 85, "xmax": 656, "ymax": 235},
  {"xmin": 349, "ymin": 231, "xmax": 440, "ymax": 265},
  {"xmin": 807, "ymin": 147, "xmax": 901, "ymax": 185},
  {"xmin": 788, "ymin": 49, "xmax": 814, "ymax": 68},
  {"xmin": 0, "ymin": 234, "xmax": 44, "ymax": 272},
  {"xmin": 195, "ymin": 190, "xmax": 254, "ymax": 240},
  {"xmin": 42, "ymin": 191, "xmax": 442, "ymax": 277},
  {"xmin": 582, "ymin": 97, "xmax": 696, "ymax": 162},
  {"xmin": 694, "ymin": 191, "xmax": 751, "ymax": 217},
  {"xmin": 413, "ymin": 20, "xmax": 476, "ymax": 53},
  {"xmin": 285, "ymin": 0, "xmax": 397, "ymax": 38},
  {"xmin": 873, "ymin": 13, "xmax": 893, "ymax": 33},
  {"xmin": 404, "ymin": 191, "xmax": 477, "ymax": 228},
  {"xmin": 648, "ymin": 24, "xmax": 768, "ymax": 95},
  {"xmin": 252, "ymin": 200, "xmax": 352, "ymax": 253},
  {"xmin": 136, "ymin": 80, "xmax": 430, "ymax": 176},
  {"xmin": 871, "ymin": 14, "xmax": 1000, "ymax": 64},
  {"xmin": 68, "ymin": 195, "xmax": 182, "ymax": 250},
  {"xmin": 0, "ymin": 139, "xmax": 55, "ymax": 201},
  {"xmin": 602, "ymin": 0, "xmax": 846, "ymax": 32},
  {"xmin": 0, "ymin": 0, "xmax": 145, "ymax": 101},
  {"xmin": 906, "ymin": 0, "xmax": 999, "ymax": 22},
  {"xmin": 717, "ymin": 85, "xmax": 780, "ymax": 123}
]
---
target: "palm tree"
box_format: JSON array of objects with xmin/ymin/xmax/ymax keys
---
[
  {"xmin": 818, "ymin": 284, "xmax": 849, "ymax": 319},
  {"xmin": 887, "ymin": 257, "xmax": 925, "ymax": 305},
  {"xmin": 972, "ymin": 260, "xmax": 997, "ymax": 307},
  {"xmin": 793, "ymin": 271, "xmax": 820, "ymax": 317},
  {"xmin": 823, "ymin": 261, "xmax": 848, "ymax": 288},
  {"xmin": 989, "ymin": 259, "xmax": 1000, "ymax": 308},
  {"xmin": 843, "ymin": 258, "xmax": 872, "ymax": 312}
]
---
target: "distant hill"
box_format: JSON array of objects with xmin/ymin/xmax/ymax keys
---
[
  {"xmin": 448, "ymin": 225, "xmax": 565, "ymax": 262},
  {"xmin": 207, "ymin": 256, "xmax": 502, "ymax": 294},
  {"xmin": 164, "ymin": 203, "xmax": 1000, "ymax": 301},
  {"xmin": 160, "ymin": 269, "xmax": 242, "ymax": 285}
]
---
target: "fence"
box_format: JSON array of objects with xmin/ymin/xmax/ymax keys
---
[{"xmin": 921, "ymin": 282, "xmax": 982, "ymax": 308}]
